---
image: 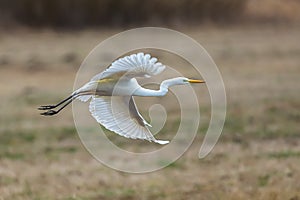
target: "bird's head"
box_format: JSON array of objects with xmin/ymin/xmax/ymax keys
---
[{"xmin": 161, "ymin": 77, "xmax": 205, "ymax": 88}]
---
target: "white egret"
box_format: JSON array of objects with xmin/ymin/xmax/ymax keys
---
[{"xmin": 39, "ymin": 53, "xmax": 205, "ymax": 144}]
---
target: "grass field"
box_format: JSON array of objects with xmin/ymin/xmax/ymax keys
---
[{"xmin": 0, "ymin": 25, "xmax": 300, "ymax": 199}]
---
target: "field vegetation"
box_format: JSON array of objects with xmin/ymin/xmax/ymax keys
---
[{"xmin": 1, "ymin": 0, "xmax": 300, "ymax": 199}]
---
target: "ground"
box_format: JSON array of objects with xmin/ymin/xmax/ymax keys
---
[{"xmin": 0, "ymin": 25, "xmax": 300, "ymax": 199}]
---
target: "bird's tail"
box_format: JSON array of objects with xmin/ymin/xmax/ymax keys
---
[
  {"xmin": 76, "ymin": 95, "xmax": 92, "ymax": 102},
  {"xmin": 72, "ymin": 81, "xmax": 98, "ymax": 102}
]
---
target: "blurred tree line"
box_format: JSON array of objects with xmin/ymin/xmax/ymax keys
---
[{"xmin": 0, "ymin": 0, "xmax": 246, "ymax": 28}]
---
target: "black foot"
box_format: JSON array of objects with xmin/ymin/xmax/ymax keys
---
[
  {"xmin": 38, "ymin": 105, "xmax": 56, "ymax": 110},
  {"xmin": 40, "ymin": 109, "xmax": 58, "ymax": 116}
]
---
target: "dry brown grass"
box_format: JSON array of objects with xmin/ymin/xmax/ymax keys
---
[
  {"xmin": 246, "ymin": 0, "xmax": 300, "ymax": 23},
  {"xmin": 0, "ymin": 25, "xmax": 300, "ymax": 199}
]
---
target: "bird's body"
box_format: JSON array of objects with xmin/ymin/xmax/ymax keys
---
[{"xmin": 39, "ymin": 53, "xmax": 205, "ymax": 144}]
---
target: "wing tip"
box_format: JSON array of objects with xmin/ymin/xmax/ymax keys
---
[{"xmin": 155, "ymin": 140, "xmax": 169, "ymax": 145}]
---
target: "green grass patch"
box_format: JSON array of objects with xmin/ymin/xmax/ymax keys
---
[
  {"xmin": 0, "ymin": 151, "xmax": 25, "ymax": 160},
  {"xmin": 219, "ymin": 99, "xmax": 300, "ymax": 139},
  {"xmin": 0, "ymin": 176, "xmax": 17, "ymax": 185},
  {"xmin": 0, "ymin": 126, "xmax": 79, "ymax": 161},
  {"xmin": 0, "ymin": 130, "xmax": 37, "ymax": 145},
  {"xmin": 42, "ymin": 145, "xmax": 78, "ymax": 160},
  {"xmin": 44, "ymin": 146, "xmax": 78, "ymax": 154},
  {"xmin": 61, "ymin": 196, "xmax": 92, "ymax": 200},
  {"xmin": 0, "ymin": 126, "xmax": 77, "ymax": 146},
  {"xmin": 258, "ymin": 174, "xmax": 270, "ymax": 187},
  {"xmin": 267, "ymin": 151, "xmax": 300, "ymax": 159},
  {"xmin": 44, "ymin": 126, "xmax": 77, "ymax": 141},
  {"xmin": 96, "ymin": 188, "xmax": 136, "ymax": 199},
  {"xmin": 157, "ymin": 159, "xmax": 185, "ymax": 169}
]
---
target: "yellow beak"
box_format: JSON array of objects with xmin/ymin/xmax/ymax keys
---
[{"xmin": 188, "ymin": 79, "xmax": 205, "ymax": 83}]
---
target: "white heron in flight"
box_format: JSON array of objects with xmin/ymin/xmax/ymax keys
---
[{"xmin": 39, "ymin": 53, "xmax": 205, "ymax": 144}]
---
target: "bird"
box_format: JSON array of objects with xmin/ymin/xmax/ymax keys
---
[{"xmin": 39, "ymin": 53, "xmax": 205, "ymax": 144}]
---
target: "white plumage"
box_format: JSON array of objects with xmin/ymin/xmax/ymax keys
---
[
  {"xmin": 91, "ymin": 53, "xmax": 165, "ymax": 81},
  {"xmin": 39, "ymin": 52, "xmax": 205, "ymax": 145},
  {"xmin": 89, "ymin": 96, "xmax": 168, "ymax": 144}
]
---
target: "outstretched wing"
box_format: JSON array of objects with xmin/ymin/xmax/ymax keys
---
[
  {"xmin": 91, "ymin": 52, "xmax": 166, "ymax": 81},
  {"xmin": 89, "ymin": 96, "xmax": 169, "ymax": 144}
]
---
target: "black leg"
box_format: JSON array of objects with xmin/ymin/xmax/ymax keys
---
[
  {"xmin": 39, "ymin": 91, "xmax": 93, "ymax": 116},
  {"xmin": 40, "ymin": 97, "xmax": 73, "ymax": 116},
  {"xmin": 38, "ymin": 95, "xmax": 73, "ymax": 110}
]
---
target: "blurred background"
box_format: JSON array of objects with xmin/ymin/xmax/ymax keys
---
[
  {"xmin": 1, "ymin": 0, "xmax": 300, "ymax": 27},
  {"xmin": 0, "ymin": 0, "xmax": 300, "ymax": 199}
]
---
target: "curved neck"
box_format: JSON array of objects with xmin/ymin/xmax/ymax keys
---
[{"xmin": 134, "ymin": 78, "xmax": 179, "ymax": 97}]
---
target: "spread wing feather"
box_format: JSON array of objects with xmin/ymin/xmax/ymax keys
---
[
  {"xmin": 89, "ymin": 96, "xmax": 169, "ymax": 144},
  {"xmin": 91, "ymin": 52, "xmax": 165, "ymax": 81}
]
